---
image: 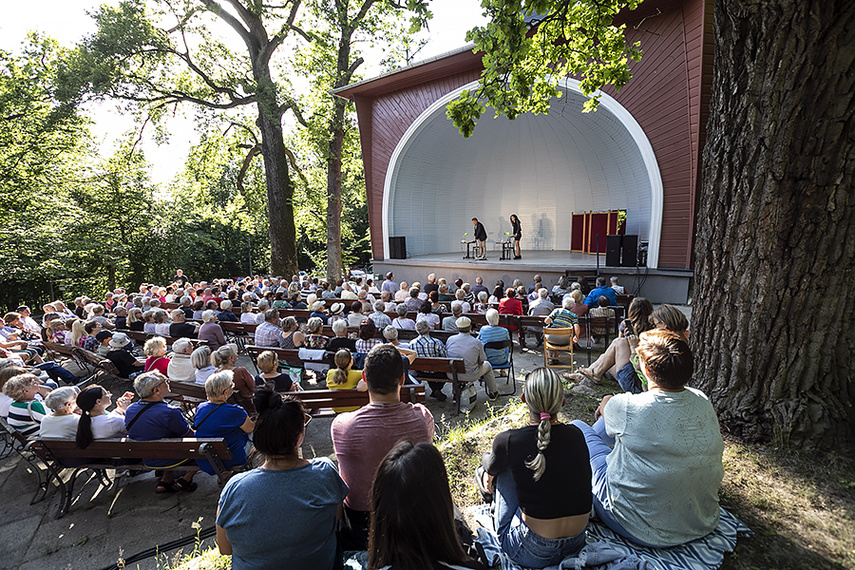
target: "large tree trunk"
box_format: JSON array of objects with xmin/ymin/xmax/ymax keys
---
[
  {"xmin": 326, "ymin": 24, "xmax": 356, "ymax": 283},
  {"xmin": 326, "ymin": 96, "xmax": 346, "ymax": 282},
  {"xmin": 255, "ymin": 69, "xmax": 298, "ymax": 277},
  {"xmin": 692, "ymin": 0, "xmax": 855, "ymax": 450}
]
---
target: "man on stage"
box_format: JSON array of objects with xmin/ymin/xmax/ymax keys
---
[{"xmin": 471, "ymin": 217, "xmax": 487, "ymax": 260}]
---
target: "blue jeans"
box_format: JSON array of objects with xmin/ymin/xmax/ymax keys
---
[
  {"xmin": 571, "ymin": 419, "xmax": 657, "ymax": 548},
  {"xmin": 493, "ymin": 470, "xmax": 586, "ymax": 568},
  {"xmin": 615, "ymin": 361, "xmax": 643, "ymax": 394},
  {"xmin": 35, "ymin": 362, "xmax": 77, "ymax": 385}
]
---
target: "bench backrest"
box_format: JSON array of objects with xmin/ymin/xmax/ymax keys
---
[
  {"xmin": 32, "ymin": 437, "xmax": 232, "ymax": 460},
  {"xmin": 290, "ymin": 384, "xmax": 425, "ymax": 413}
]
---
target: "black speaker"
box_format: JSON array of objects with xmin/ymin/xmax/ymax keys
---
[
  {"xmin": 622, "ymin": 234, "xmax": 638, "ymax": 267},
  {"xmin": 389, "ymin": 236, "xmax": 406, "ymax": 259},
  {"xmin": 605, "ymin": 235, "xmax": 622, "ymax": 266}
]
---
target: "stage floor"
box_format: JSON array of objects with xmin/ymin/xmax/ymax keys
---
[{"xmin": 387, "ymin": 250, "xmax": 612, "ymax": 272}]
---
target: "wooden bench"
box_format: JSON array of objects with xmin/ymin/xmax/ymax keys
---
[
  {"xmin": 408, "ymin": 356, "xmax": 469, "ymax": 414},
  {"xmin": 220, "ymin": 321, "xmax": 258, "ymax": 353},
  {"xmin": 28, "ymin": 437, "xmax": 234, "ymax": 518},
  {"xmin": 288, "ymin": 384, "xmax": 426, "ymax": 418}
]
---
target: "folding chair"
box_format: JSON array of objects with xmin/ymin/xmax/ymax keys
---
[
  {"xmin": 543, "ymin": 327, "xmax": 575, "ymax": 370},
  {"xmin": 484, "ymin": 339, "xmax": 515, "ymax": 395}
]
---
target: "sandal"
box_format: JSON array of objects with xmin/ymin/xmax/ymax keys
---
[
  {"xmin": 174, "ymin": 478, "xmax": 198, "ymax": 492},
  {"xmin": 155, "ymin": 481, "xmax": 178, "ymax": 494},
  {"xmin": 577, "ymin": 368, "xmax": 602, "ymax": 385},
  {"xmin": 475, "ymin": 466, "xmax": 493, "ymax": 504}
]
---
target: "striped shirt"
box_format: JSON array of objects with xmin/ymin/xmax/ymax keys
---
[
  {"xmin": 8, "ymin": 400, "xmax": 47, "ymax": 438},
  {"xmin": 547, "ymin": 308, "xmax": 579, "ymax": 329}
]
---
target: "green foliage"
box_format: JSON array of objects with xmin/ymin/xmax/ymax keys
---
[{"xmin": 447, "ymin": 0, "xmax": 643, "ymax": 137}]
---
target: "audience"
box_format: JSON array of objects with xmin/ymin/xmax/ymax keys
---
[
  {"xmin": 192, "ymin": 345, "xmax": 216, "ymax": 385},
  {"xmin": 166, "ymin": 338, "xmax": 195, "ymax": 382},
  {"xmin": 325, "ymin": 349, "xmax": 367, "ymax": 412},
  {"xmin": 217, "ymin": 389, "xmax": 347, "ymax": 568},
  {"xmin": 124, "ymin": 372, "xmax": 197, "ymax": 493},
  {"xmin": 210, "ymin": 344, "xmax": 256, "ymax": 416},
  {"xmin": 143, "ymin": 337, "xmax": 171, "ymax": 376},
  {"xmin": 478, "ymin": 368, "xmax": 591, "ymax": 567},
  {"xmin": 39, "ymin": 387, "xmax": 81, "ymax": 438},
  {"xmin": 410, "ymin": 319, "xmax": 449, "ymax": 401},
  {"xmin": 194, "ymin": 370, "xmax": 254, "ymax": 474},
  {"xmin": 75, "ymin": 385, "xmax": 130, "ymax": 447},
  {"xmin": 331, "ymin": 344, "xmax": 434, "ymax": 550},
  {"xmin": 446, "ymin": 317, "xmax": 499, "ymax": 412},
  {"xmin": 254, "ymin": 350, "xmax": 300, "ymax": 392},
  {"xmin": 198, "ymin": 310, "xmax": 227, "ymax": 351},
  {"xmin": 571, "ymin": 330, "xmax": 723, "ymax": 547},
  {"xmin": 370, "ymin": 441, "xmax": 488, "ymax": 569}
]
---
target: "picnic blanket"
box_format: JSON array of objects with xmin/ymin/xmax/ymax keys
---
[{"xmin": 472, "ymin": 505, "xmax": 753, "ymax": 570}]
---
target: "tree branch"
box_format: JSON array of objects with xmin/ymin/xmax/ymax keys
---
[{"xmin": 198, "ymin": 0, "xmax": 258, "ymax": 52}]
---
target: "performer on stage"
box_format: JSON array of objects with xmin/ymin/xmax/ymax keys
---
[
  {"xmin": 509, "ymin": 214, "xmax": 522, "ymax": 259},
  {"xmin": 471, "ymin": 218, "xmax": 487, "ymax": 260}
]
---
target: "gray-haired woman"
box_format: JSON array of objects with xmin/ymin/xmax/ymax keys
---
[{"xmin": 476, "ymin": 368, "xmax": 591, "ymax": 568}]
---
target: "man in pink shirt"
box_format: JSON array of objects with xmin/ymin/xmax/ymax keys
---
[{"xmin": 331, "ymin": 343, "xmax": 435, "ymax": 550}]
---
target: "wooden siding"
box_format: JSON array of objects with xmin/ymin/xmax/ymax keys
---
[{"xmin": 343, "ymin": 0, "xmax": 711, "ymax": 268}]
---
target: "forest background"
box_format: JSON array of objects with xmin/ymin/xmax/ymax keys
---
[{"xmin": 0, "ymin": 0, "xmax": 484, "ymax": 310}]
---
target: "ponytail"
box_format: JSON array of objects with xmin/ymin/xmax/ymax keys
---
[
  {"xmin": 521, "ymin": 369, "xmax": 563, "ymax": 482},
  {"xmin": 75, "ymin": 386, "xmax": 104, "ymax": 449},
  {"xmin": 329, "ymin": 349, "xmax": 353, "ymax": 386}
]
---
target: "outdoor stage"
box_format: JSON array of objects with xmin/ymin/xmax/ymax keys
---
[{"xmin": 372, "ymin": 249, "xmax": 692, "ymax": 305}]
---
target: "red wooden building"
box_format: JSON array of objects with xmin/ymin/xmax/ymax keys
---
[{"xmin": 334, "ymin": 0, "xmax": 712, "ymax": 303}]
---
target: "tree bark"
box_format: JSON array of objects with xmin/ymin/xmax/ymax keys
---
[
  {"xmin": 692, "ymin": 0, "xmax": 855, "ymax": 450},
  {"xmin": 326, "ymin": 95, "xmax": 346, "ymax": 282},
  {"xmin": 326, "ymin": 22, "xmax": 356, "ymax": 283},
  {"xmin": 255, "ymin": 70, "xmax": 298, "ymax": 277}
]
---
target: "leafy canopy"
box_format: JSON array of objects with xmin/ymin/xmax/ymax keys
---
[{"xmin": 447, "ymin": 0, "xmax": 643, "ymax": 137}]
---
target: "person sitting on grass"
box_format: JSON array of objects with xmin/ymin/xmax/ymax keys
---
[
  {"xmin": 477, "ymin": 368, "xmax": 591, "ymax": 568},
  {"xmin": 564, "ymin": 297, "xmax": 656, "ymax": 392},
  {"xmin": 3, "ymin": 373, "xmax": 53, "ymax": 438},
  {"xmin": 75, "ymin": 385, "xmax": 130, "ymax": 446},
  {"xmin": 216, "ymin": 389, "xmax": 348, "ymax": 569},
  {"xmin": 194, "ymin": 370, "xmax": 254, "ymax": 475},
  {"xmin": 124, "ymin": 371, "xmax": 197, "ymax": 494},
  {"xmin": 370, "ymin": 441, "xmax": 489, "ymax": 570},
  {"xmin": 39, "ymin": 387, "xmax": 81, "ymax": 439},
  {"xmin": 571, "ymin": 329, "xmax": 724, "ymax": 547},
  {"xmin": 326, "ymin": 349, "xmax": 367, "ymax": 413}
]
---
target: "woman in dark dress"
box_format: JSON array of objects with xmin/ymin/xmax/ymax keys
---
[{"xmin": 510, "ymin": 214, "xmax": 522, "ymax": 259}]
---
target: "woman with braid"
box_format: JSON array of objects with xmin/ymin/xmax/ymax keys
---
[{"xmin": 476, "ymin": 368, "xmax": 591, "ymax": 568}]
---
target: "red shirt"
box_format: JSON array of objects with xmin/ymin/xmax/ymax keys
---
[{"xmin": 498, "ymin": 297, "xmax": 523, "ymax": 330}]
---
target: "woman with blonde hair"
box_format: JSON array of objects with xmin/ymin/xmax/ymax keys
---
[
  {"xmin": 126, "ymin": 307, "xmax": 144, "ymax": 331},
  {"xmin": 211, "ymin": 344, "xmax": 256, "ymax": 416},
  {"xmin": 476, "ymin": 368, "xmax": 591, "ymax": 568},
  {"xmin": 254, "ymin": 350, "xmax": 301, "ymax": 392},
  {"xmin": 70, "ymin": 319, "xmax": 87, "ymax": 349},
  {"xmin": 325, "ymin": 349, "xmax": 366, "ymax": 412},
  {"xmin": 143, "ymin": 336, "xmax": 170, "ymax": 376}
]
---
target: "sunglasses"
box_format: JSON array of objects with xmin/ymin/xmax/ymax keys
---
[{"xmin": 304, "ymin": 412, "xmax": 313, "ymax": 427}]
